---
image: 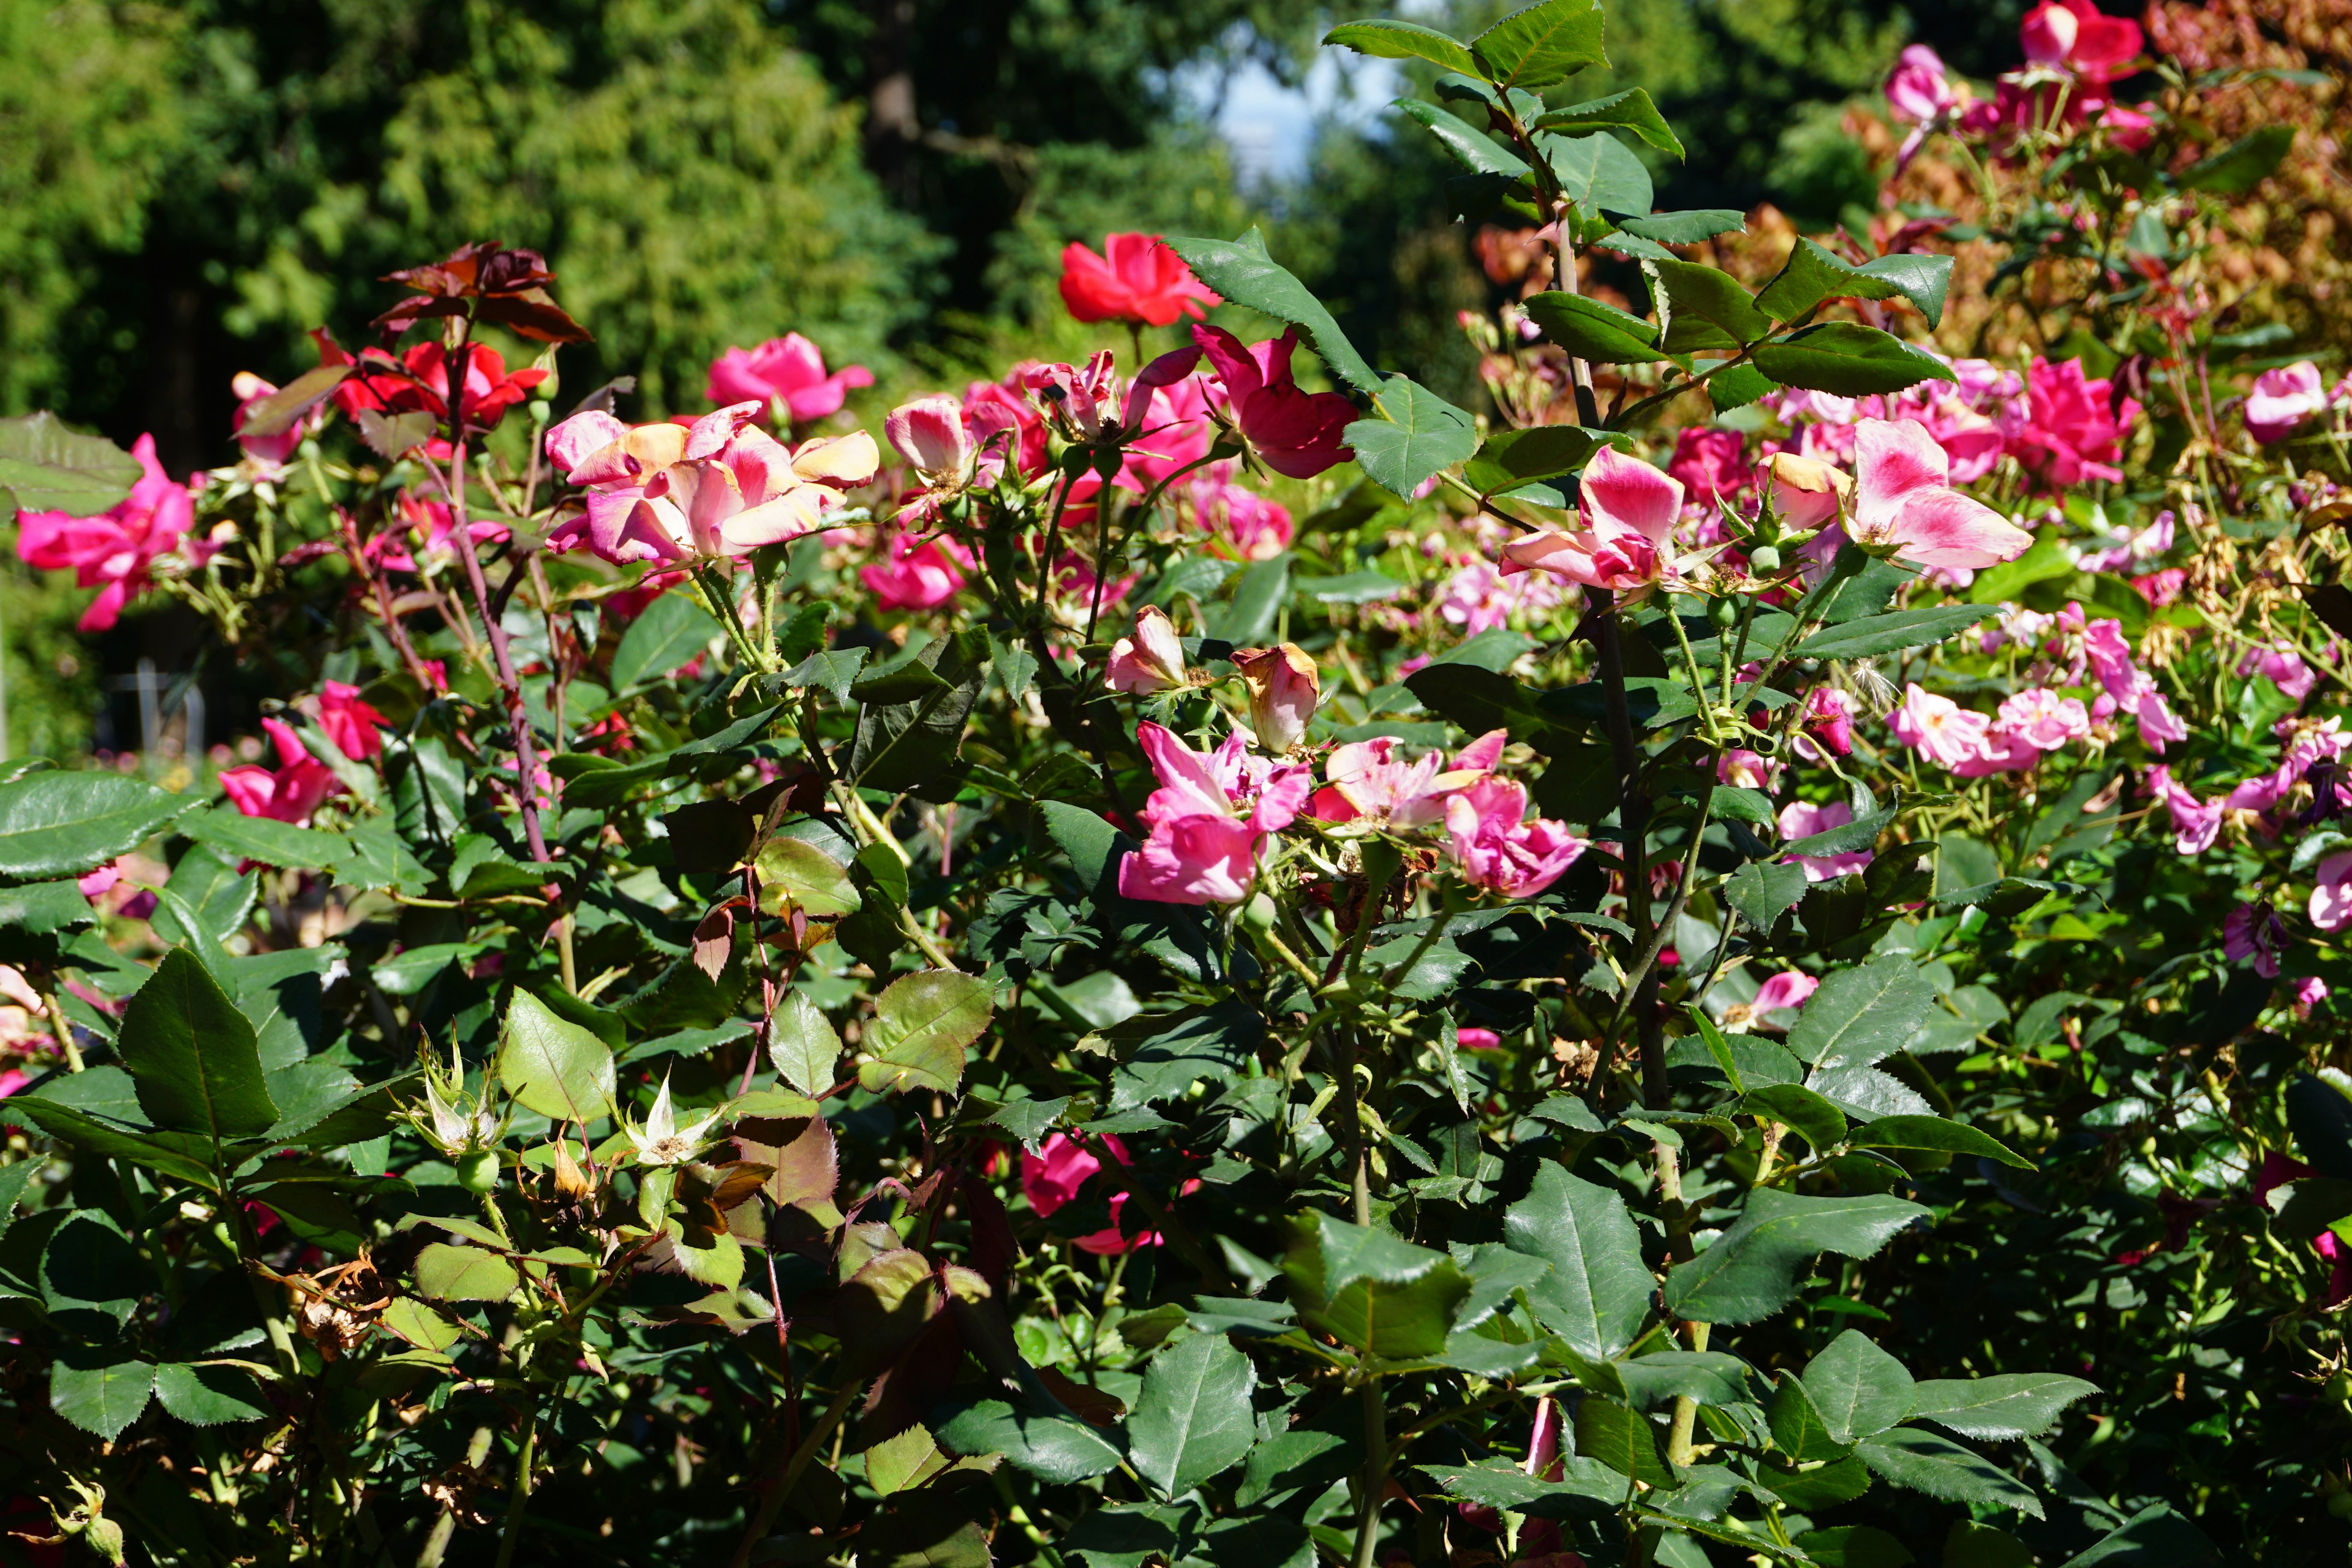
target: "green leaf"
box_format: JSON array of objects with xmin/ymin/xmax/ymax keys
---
[
  {"xmin": 1850, "ymin": 1115, "xmax": 2032, "ymax": 1169},
  {"xmin": 1665, "ymin": 1189, "xmax": 1928, "ymax": 1324},
  {"xmin": 1128, "ymin": 1330, "xmax": 1259, "ymax": 1501},
  {"xmin": 1393, "ymin": 99, "xmax": 1528, "ymax": 175},
  {"xmin": 1161, "ymin": 228, "xmax": 1381, "ymax": 397},
  {"xmin": 1284, "ymin": 1212, "xmax": 1473, "ymax": 1359},
  {"xmin": 1787, "ymin": 956, "xmax": 1934, "ymax": 1071},
  {"xmin": 611, "ymin": 590, "xmax": 720, "ymax": 690},
  {"xmin": 1768, "ymin": 1371, "xmax": 1853, "ymax": 1464},
  {"xmin": 1725, "ymin": 860, "xmax": 1810, "ymax": 934},
  {"xmin": 1463, "ymin": 424, "xmax": 1619, "ymax": 496},
  {"xmin": 769, "ymin": 989, "xmax": 845, "ymax": 1097},
  {"xmin": 1534, "ymin": 88, "xmax": 1681, "ymax": 157},
  {"xmin": 1613, "ymin": 1351, "xmax": 1755, "ymax": 1410},
  {"xmin": 1752, "ymin": 324, "xmax": 1949, "ymax": 397},
  {"xmin": 0, "ymin": 768, "xmax": 189, "ymax": 882},
  {"xmin": 755, "ymin": 835, "xmax": 861, "ymax": 918},
  {"xmin": 50, "ymin": 1351, "xmax": 156, "ymax": 1441},
  {"xmin": 1325, "ymin": 18, "xmax": 1480, "ymax": 77},
  {"xmin": 499, "ymin": 989, "xmax": 616, "ymax": 1123},
  {"xmin": 1063, "ymin": 1501, "xmax": 1202, "ymax": 1568},
  {"xmin": 850, "ymin": 630, "xmax": 989, "ymax": 798},
  {"xmin": 413, "ymin": 1243, "xmax": 521, "ymax": 1303},
  {"xmin": 1297, "ymin": 568, "xmax": 1408, "ymax": 605},
  {"xmin": 118, "ymin": 948, "xmax": 277, "ymax": 1142},
  {"xmin": 1348, "ymin": 376, "xmax": 1479, "ymax": 499},
  {"xmin": 0, "ymin": 876, "xmax": 97, "ymax": 964},
  {"xmin": 1783, "ymin": 804, "xmax": 1896, "ymax": 865},
  {"xmin": 1967, "ymin": 532, "xmax": 2073, "ymax": 605},
  {"xmin": 1743, "ymin": 1084, "xmax": 1849, "ymax": 1153},
  {"xmin": 156, "ymin": 1362, "xmax": 271, "ymax": 1425},
  {"xmin": 1853, "ymin": 1428, "xmax": 2043, "ymax": 1518},
  {"xmin": 153, "ymin": 846, "xmax": 257, "ymax": 949},
  {"xmin": 1907, "ymin": 1374, "xmax": 2098, "ymax": 1441},
  {"xmin": 1755, "ymin": 239, "xmax": 1955, "ymax": 328},
  {"xmin": 10, "ymin": 1099, "xmax": 221, "ymax": 1188},
  {"xmin": 1577, "ymin": 1396, "xmax": 1672, "ymax": 1485},
  {"xmin": 2175, "ymin": 124, "xmax": 2293, "ymax": 195},
  {"xmin": 1794, "ymin": 606, "xmax": 1992, "ymax": 662},
  {"xmin": 782, "ymin": 646, "xmax": 868, "ymax": 706},
  {"xmin": 2059, "ymin": 1504, "xmax": 2220, "ymax": 1568},
  {"xmin": 1798, "ymin": 1526, "xmax": 1915, "ymax": 1568},
  {"xmin": 1543, "ymin": 131, "xmax": 1652, "ymax": 217},
  {"xmin": 1523, "ymin": 290, "xmax": 1665, "ymax": 363},
  {"xmin": 184, "ymin": 804, "xmax": 352, "ymax": 872},
  {"xmin": 0, "ymin": 412, "xmax": 142, "ymax": 522},
  {"xmin": 1425, "ymin": 1457, "xmax": 1632, "ymax": 1520},
  {"xmin": 1804, "ymin": 1330, "xmax": 1915, "ymax": 1444},
  {"xmin": 1653, "ymin": 260, "xmax": 1773, "ymax": 351},
  {"xmin": 1211, "ymin": 551, "xmax": 1295, "ymax": 646},
  {"xmin": 1709, "ymin": 363, "xmax": 1781, "ymax": 412},
  {"xmin": 859, "ymin": 970, "xmax": 990, "ymax": 1096},
  {"xmin": 1621, "ymin": 209, "xmax": 1745, "ymax": 245},
  {"xmin": 1471, "ymin": 0, "xmax": 1607, "ymax": 89},
  {"xmin": 1503, "ymin": 1163, "xmax": 1652, "ymax": 1359},
  {"xmin": 933, "ymin": 1399, "xmax": 1125, "ymax": 1484}
]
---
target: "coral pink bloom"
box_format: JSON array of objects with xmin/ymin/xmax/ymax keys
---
[
  {"xmin": 316, "ymin": 682, "xmax": 390, "ymax": 761},
  {"xmin": 1105, "ymin": 605, "xmax": 1189, "ymax": 694},
  {"xmin": 2313, "ymin": 851, "xmax": 2352, "ymax": 933},
  {"xmin": 1231, "ymin": 643, "xmax": 1319, "ymax": 753},
  {"xmin": 1668, "ymin": 428, "xmax": 1751, "ymax": 500},
  {"xmin": 1444, "ymin": 778, "xmax": 1585, "ymax": 899},
  {"xmin": 2022, "ymin": 0, "xmax": 2141, "ymax": 80},
  {"xmin": 1119, "ymin": 815, "xmax": 1261, "ymax": 905},
  {"xmin": 2245, "ymin": 362, "xmax": 2328, "ymax": 444},
  {"xmin": 219, "ymin": 718, "xmax": 344, "ymax": 826},
  {"xmin": 1059, "ymin": 233, "xmax": 1220, "ymax": 327},
  {"xmin": 861, "ymin": 533, "xmax": 970, "ymax": 611},
  {"xmin": 1189, "ymin": 325, "xmax": 1355, "ymax": 480},
  {"xmin": 2011, "ymin": 358, "xmax": 2137, "ymax": 488},
  {"xmin": 17, "ymin": 434, "xmax": 198, "ymax": 632},
  {"xmin": 1755, "ymin": 451, "xmax": 1852, "ymax": 532},
  {"xmin": 1892, "ymin": 683, "xmax": 1994, "ymax": 769},
  {"xmin": 1502, "ymin": 445, "xmax": 1683, "ymax": 592},
  {"xmin": 2145, "ymin": 764, "xmax": 2220, "ymax": 855},
  {"xmin": 1850, "ymin": 418, "xmax": 2031, "ymax": 570},
  {"xmin": 704, "ymin": 334, "xmax": 873, "ymax": 423},
  {"xmin": 1779, "ymin": 800, "xmax": 1874, "ymax": 881}
]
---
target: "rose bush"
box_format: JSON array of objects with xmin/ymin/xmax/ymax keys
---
[{"xmin": 0, "ymin": 2, "xmax": 2349, "ymax": 1564}]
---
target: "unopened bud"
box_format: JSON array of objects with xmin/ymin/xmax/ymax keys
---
[
  {"xmin": 1231, "ymin": 643, "xmax": 1320, "ymax": 754},
  {"xmin": 1748, "ymin": 545, "xmax": 1782, "ymax": 573}
]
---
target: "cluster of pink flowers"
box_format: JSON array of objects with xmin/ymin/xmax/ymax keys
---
[
  {"xmin": 2150, "ymin": 715, "xmax": 2346, "ymax": 857},
  {"xmin": 1438, "ymin": 559, "xmax": 1566, "ymax": 636},
  {"xmin": 543, "ymin": 402, "xmax": 878, "ymax": 565},
  {"xmin": 1889, "ymin": 1, "xmax": 2152, "ymax": 158},
  {"xmin": 16, "ymin": 435, "xmax": 216, "ymax": 632},
  {"xmin": 1895, "ymin": 605, "xmax": 2185, "ymax": 776}
]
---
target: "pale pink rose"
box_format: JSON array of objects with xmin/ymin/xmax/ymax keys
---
[
  {"xmin": 1996, "ymin": 688, "xmax": 2091, "ymax": 750},
  {"xmin": 1502, "ymin": 446, "xmax": 1683, "ymax": 592},
  {"xmin": 1119, "ymin": 722, "xmax": 1311, "ymax": 906},
  {"xmin": 2245, "ymin": 362, "xmax": 2328, "ymax": 443},
  {"xmin": 1891, "ymin": 683, "xmax": 1992, "ymax": 770},
  {"xmin": 1444, "ymin": 778, "xmax": 1586, "ymax": 899},
  {"xmin": 1437, "ymin": 560, "xmax": 1563, "ymax": 636},
  {"xmin": 1719, "ymin": 748, "xmax": 1779, "ymax": 791},
  {"xmin": 1310, "ymin": 730, "xmax": 1502, "ymax": 829},
  {"xmin": 1106, "ymin": 605, "xmax": 1189, "ymax": 695},
  {"xmin": 1850, "ymin": 418, "xmax": 2032, "ymax": 570},
  {"xmin": 884, "ymin": 396, "xmax": 976, "ymax": 488},
  {"xmin": 1778, "ymin": 799, "xmax": 1874, "ymax": 881},
  {"xmin": 2293, "ymin": 977, "xmax": 2330, "ymax": 1019}
]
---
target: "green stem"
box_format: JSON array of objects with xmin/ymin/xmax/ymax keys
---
[
  {"xmin": 1351, "ymin": 1378, "xmax": 1390, "ymax": 1568},
  {"xmin": 491, "ymin": 1401, "xmax": 540, "ymax": 1568},
  {"xmin": 728, "ymin": 1380, "xmax": 861, "ymax": 1568}
]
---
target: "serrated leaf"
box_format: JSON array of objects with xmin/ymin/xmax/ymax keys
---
[
  {"xmin": 413, "ymin": 1243, "xmax": 520, "ymax": 1303},
  {"xmin": 1804, "ymin": 1330, "xmax": 1915, "ymax": 1444},
  {"xmin": 1534, "ymin": 88, "xmax": 1682, "ymax": 157},
  {"xmin": 1653, "ymin": 259, "xmax": 1774, "ymax": 350},
  {"xmin": 1850, "ymin": 1115, "xmax": 2032, "ymax": 1169},
  {"xmin": 1755, "ymin": 239, "xmax": 1954, "ymax": 328},
  {"xmin": 155, "ymin": 1362, "xmax": 271, "ymax": 1425},
  {"xmin": 1787, "ymin": 956, "xmax": 1934, "ymax": 1071},
  {"xmin": 1348, "ymin": 376, "xmax": 1480, "ymax": 499},
  {"xmin": 1743, "ymin": 1084, "xmax": 1849, "ymax": 1152},
  {"xmin": 1543, "ymin": 130, "xmax": 1652, "ymax": 217},
  {"xmin": 0, "ymin": 413, "xmax": 142, "ymax": 521},
  {"xmin": 1472, "ymin": 0, "xmax": 1608, "ymax": 90},
  {"xmin": 1524, "ymin": 290, "xmax": 1665, "ymax": 363},
  {"xmin": 859, "ymin": 970, "xmax": 989, "ymax": 1096},
  {"xmin": 1907, "ymin": 1374, "xmax": 2098, "ymax": 1440},
  {"xmin": 118, "ymin": 948, "xmax": 277, "ymax": 1142},
  {"xmin": 1284, "ymin": 1212, "xmax": 1472, "ymax": 1359},
  {"xmin": 499, "ymin": 989, "xmax": 616, "ymax": 1122},
  {"xmin": 185, "ymin": 804, "xmax": 352, "ymax": 872},
  {"xmin": 933, "ymin": 1398, "xmax": 1125, "ymax": 1483},
  {"xmin": 1393, "ymin": 99, "xmax": 1528, "ymax": 176},
  {"xmin": 755, "ymin": 835, "xmax": 861, "ymax": 918},
  {"xmin": 1794, "ymin": 606, "xmax": 1992, "ymax": 661},
  {"xmin": 1325, "ymin": 18, "xmax": 1480, "ymax": 77},
  {"xmin": 769, "ymin": 989, "xmax": 845, "ymax": 1097},
  {"xmin": 1577, "ymin": 1396, "xmax": 1672, "ymax": 1485},
  {"xmin": 1752, "ymin": 324, "xmax": 1949, "ymax": 397},
  {"xmin": 1161, "ymin": 229, "xmax": 1381, "ymax": 397},
  {"xmin": 1853, "ymin": 1428, "xmax": 2043, "ymax": 1518},
  {"xmin": 1664, "ymin": 1189, "xmax": 1928, "ymax": 1324},
  {"xmin": 1463, "ymin": 424, "xmax": 1619, "ymax": 496},
  {"xmin": 611, "ymin": 591, "xmax": 721, "ymax": 690},
  {"xmin": 50, "ymin": 1352, "xmax": 156, "ymax": 1441},
  {"xmin": 1725, "ymin": 859, "xmax": 1810, "ymax": 933},
  {"xmin": 1128, "ymin": 1330, "xmax": 1258, "ymax": 1501},
  {"xmin": 1502, "ymin": 1163, "xmax": 1652, "ymax": 1358},
  {"xmin": 0, "ymin": 769, "xmax": 189, "ymax": 882}
]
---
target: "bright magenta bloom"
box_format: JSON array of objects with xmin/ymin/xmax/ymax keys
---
[
  {"xmin": 2145, "ymin": 764, "xmax": 2221, "ymax": 855},
  {"xmin": 704, "ymin": 334, "xmax": 873, "ymax": 423},
  {"xmin": 1189, "ymin": 326, "xmax": 1356, "ymax": 480},
  {"xmin": 17, "ymin": 434, "xmax": 198, "ymax": 631},
  {"xmin": 1502, "ymin": 445, "xmax": 1683, "ymax": 592},
  {"xmin": 1779, "ymin": 800, "xmax": 1874, "ymax": 881},
  {"xmin": 1850, "ymin": 418, "xmax": 2032, "ymax": 570},
  {"xmin": 219, "ymin": 718, "xmax": 344, "ymax": 826},
  {"xmin": 1059, "ymin": 234, "xmax": 1220, "ymax": 328},
  {"xmin": 1885, "ymin": 44, "xmax": 1958, "ymax": 124},
  {"xmin": 2011, "ymin": 358, "xmax": 2137, "ymax": 487},
  {"xmin": 1442, "ymin": 778, "xmax": 1585, "ymax": 899},
  {"xmin": 1667, "ymin": 427, "xmax": 1751, "ymax": 500},
  {"xmin": 2021, "ymin": 0, "xmax": 2141, "ymax": 81},
  {"xmin": 316, "ymin": 682, "xmax": 390, "ymax": 761},
  {"xmin": 861, "ymin": 533, "xmax": 971, "ymax": 611}
]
